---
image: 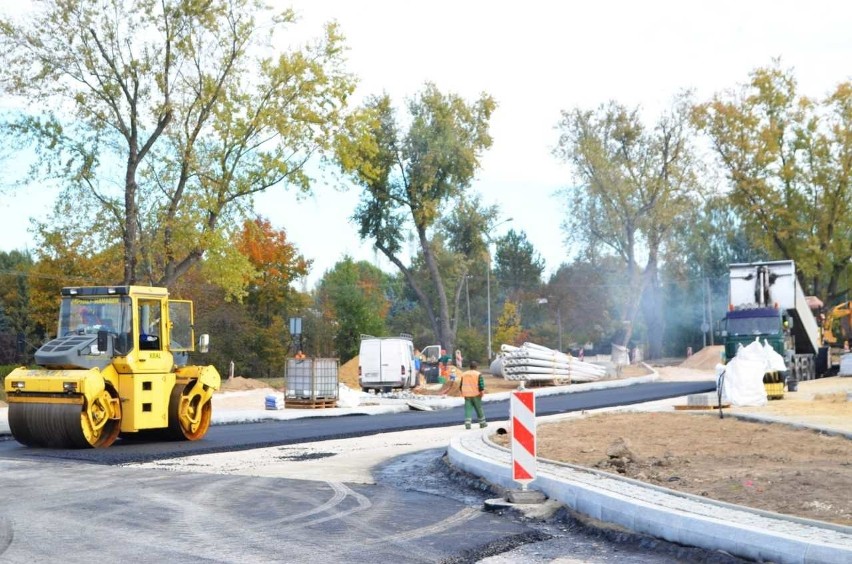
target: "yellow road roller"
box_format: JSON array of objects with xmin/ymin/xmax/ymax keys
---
[{"xmin": 4, "ymin": 285, "xmax": 221, "ymax": 448}]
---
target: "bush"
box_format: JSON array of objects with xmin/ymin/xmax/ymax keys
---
[{"xmin": 455, "ymin": 327, "xmax": 487, "ymax": 367}]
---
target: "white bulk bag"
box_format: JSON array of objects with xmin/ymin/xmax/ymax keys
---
[
  {"xmin": 762, "ymin": 340, "xmax": 787, "ymax": 373},
  {"xmin": 719, "ymin": 339, "xmax": 767, "ymax": 407}
]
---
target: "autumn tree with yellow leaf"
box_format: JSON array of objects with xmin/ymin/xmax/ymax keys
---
[{"xmin": 693, "ymin": 62, "xmax": 852, "ymax": 301}]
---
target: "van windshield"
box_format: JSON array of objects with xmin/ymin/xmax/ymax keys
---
[{"xmin": 421, "ymin": 345, "xmax": 440, "ymax": 363}]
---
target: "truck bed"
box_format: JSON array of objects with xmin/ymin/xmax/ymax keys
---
[{"xmin": 729, "ymin": 260, "xmax": 820, "ymax": 355}]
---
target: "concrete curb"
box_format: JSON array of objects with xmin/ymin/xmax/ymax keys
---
[{"xmin": 447, "ymin": 425, "xmax": 852, "ymax": 564}]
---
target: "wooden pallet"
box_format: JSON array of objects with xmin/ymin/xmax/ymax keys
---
[
  {"xmin": 674, "ymin": 404, "xmax": 730, "ymax": 411},
  {"xmin": 284, "ymin": 398, "xmax": 337, "ymax": 409}
]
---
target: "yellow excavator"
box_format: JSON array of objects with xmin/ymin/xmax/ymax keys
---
[
  {"xmin": 4, "ymin": 285, "xmax": 221, "ymax": 448},
  {"xmin": 822, "ymin": 301, "xmax": 852, "ymax": 349},
  {"xmin": 821, "ymin": 300, "xmax": 852, "ymax": 373}
]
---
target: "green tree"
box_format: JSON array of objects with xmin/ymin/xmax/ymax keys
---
[
  {"xmin": 666, "ymin": 196, "xmax": 769, "ymax": 283},
  {"xmin": 440, "ymin": 195, "xmax": 498, "ymax": 344},
  {"xmin": 454, "ymin": 326, "xmax": 487, "ymax": 367},
  {"xmin": 554, "ymin": 95, "xmax": 703, "ymax": 359},
  {"xmin": 545, "ymin": 259, "xmax": 619, "ymax": 349},
  {"xmin": 0, "ymin": 0, "xmax": 355, "ymax": 290},
  {"xmin": 336, "ymin": 83, "xmax": 496, "ymax": 354},
  {"xmin": 317, "ymin": 257, "xmax": 388, "ymax": 363},
  {"xmin": 662, "ymin": 195, "xmax": 771, "ymax": 354},
  {"xmin": 383, "ymin": 272, "xmax": 434, "ymax": 348},
  {"xmin": 0, "ymin": 251, "xmax": 34, "ymax": 362},
  {"xmin": 493, "ymin": 228, "xmax": 544, "ymax": 324},
  {"xmin": 693, "ymin": 62, "xmax": 852, "ymax": 301},
  {"xmin": 494, "ymin": 230, "xmax": 544, "ymax": 297}
]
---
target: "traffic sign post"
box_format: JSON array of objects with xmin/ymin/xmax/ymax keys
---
[{"xmin": 510, "ymin": 389, "xmax": 536, "ymax": 488}]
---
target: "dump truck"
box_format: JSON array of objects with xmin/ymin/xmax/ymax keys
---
[
  {"xmin": 721, "ymin": 260, "xmax": 828, "ymax": 390},
  {"xmin": 3, "ymin": 285, "xmax": 220, "ymax": 448}
]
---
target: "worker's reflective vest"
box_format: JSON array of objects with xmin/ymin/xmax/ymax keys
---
[{"xmin": 460, "ymin": 370, "xmax": 481, "ymax": 397}]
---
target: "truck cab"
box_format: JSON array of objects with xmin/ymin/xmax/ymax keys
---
[{"xmin": 722, "ymin": 307, "xmax": 787, "ymax": 362}]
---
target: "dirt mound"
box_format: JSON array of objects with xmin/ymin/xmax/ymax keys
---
[
  {"xmin": 339, "ymin": 356, "xmax": 360, "ymax": 389},
  {"xmin": 218, "ymin": 376, "xmax": 275, "ymax": 392},
  {"xmin": 680, "ymin": 345, "xmax": 723, "ymax": 370},
  {"xmin": 495, "ymin": 407, "xmax": 852, "ymax": 526}
]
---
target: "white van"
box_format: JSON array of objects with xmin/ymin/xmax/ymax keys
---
[{"xmin": 358, "ymin": 334, "xmax": 417, "ymax": 392}]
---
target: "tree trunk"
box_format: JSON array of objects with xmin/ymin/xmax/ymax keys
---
[
  {"xmin": 123, "ymin": 159, "xmax": 139, "ymax": 285},
  {"xmin": 373, "ymin": 241, "xmax": 442, "ymax": 341},
  {"xmin": 621, "ymin": 255, "xmax": 643, "ymax": 348},
  {"xmin": 641, "ymin": 261, "xmax": 664, "ymax": 360},
  {"xmin": 451, "ymin": 267, "xmax": 468, "ymax": 339},
  {"xmin": 417, "ymin": 225, "xmax": 455, "ymax": 352}
]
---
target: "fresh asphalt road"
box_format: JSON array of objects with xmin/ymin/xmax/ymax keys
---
[
  {"xmin": 0, "ymin": 381, "xmax": 714, "ymax": 465},
  {"xmin": 0, "ymin": 456, "xmax": 546, "ymax": 563}
]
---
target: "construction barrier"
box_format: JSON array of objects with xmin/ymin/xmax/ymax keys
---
[{"xmin": 510, "ymin": 390, "xmax": 536, "ymax": 484}]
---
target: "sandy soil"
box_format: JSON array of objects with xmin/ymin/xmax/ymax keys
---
[{"xmin": 491, "ymin": 363, "xmax": 852, "ymax": 527}]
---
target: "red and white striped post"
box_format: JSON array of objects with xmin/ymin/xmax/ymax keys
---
[{"xmin": 510, "ymin": 390, "xmax": 536, "ymax": 487}]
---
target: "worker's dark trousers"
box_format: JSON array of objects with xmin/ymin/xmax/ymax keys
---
[{"xmin": 463, "ymin": 396, "xmax": 487, "ymax": 429}]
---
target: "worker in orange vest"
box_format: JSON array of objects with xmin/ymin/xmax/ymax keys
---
[{"xmin": 458, "ymin": 360, "xmax": 487, "ymax": 429}]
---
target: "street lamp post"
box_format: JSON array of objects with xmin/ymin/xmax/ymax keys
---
[
  {"xmin": 557, "ymin": 307, "xmax": 563, "ymax": 352},
  {"xmin": 487, "ymin": 251, "xmax": 492, "ymax": 360},
  {"xmin": 486, "ymin": 218, "xmax": 512, "ymax": 362}
]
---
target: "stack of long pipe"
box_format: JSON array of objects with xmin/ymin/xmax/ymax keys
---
[{"xmin": 497, "ymin": 342, "xmax": 607, "ymax": 382}]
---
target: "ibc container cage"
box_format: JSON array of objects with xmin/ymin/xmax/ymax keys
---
[{"xmin": 285, "ymin": 358, "xmax": 340, "ymax": 402}]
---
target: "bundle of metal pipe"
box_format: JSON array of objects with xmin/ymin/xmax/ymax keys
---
[{"xmin": 497, "ymin": 342, "xmax": 607, "ymax": 382}]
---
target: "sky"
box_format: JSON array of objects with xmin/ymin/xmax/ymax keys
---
[{"xmin": 2, "ymin": 0, "xmax": 852, "ymax": 286}]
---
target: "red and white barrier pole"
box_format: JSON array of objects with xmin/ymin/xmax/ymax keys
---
[{"xmin": 510, "ymin": 389, "xmax": 536, "ymax": 488}]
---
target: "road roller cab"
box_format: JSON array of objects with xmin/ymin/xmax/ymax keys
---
[{"xmin": 3, "ymin": 286, "xmax": 221, "ymax": 448}]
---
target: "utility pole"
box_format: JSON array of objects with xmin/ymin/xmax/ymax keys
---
[
  {"xmin": 557, "ymin": 307, "xmax": 563, "ymax": 352},
  {"xmin": 707, "ymin": 276, "xmax": 714, "ymax": 346},
  {"xmin": 466, "ymin": 275, "xmax": 471, "ymax": 329},
  {"xmin": 702, "ymin": 275, "xmax": 708, "ymax": 348}
]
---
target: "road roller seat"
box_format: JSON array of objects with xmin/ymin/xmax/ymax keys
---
[{"xmin": 139, "ymin": 333, "xmax": 160, "ymax": 351}]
